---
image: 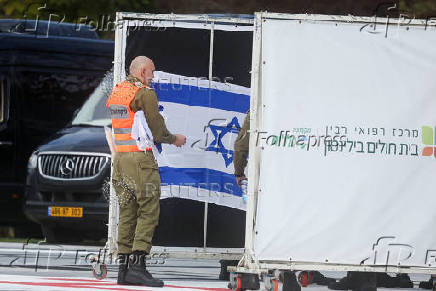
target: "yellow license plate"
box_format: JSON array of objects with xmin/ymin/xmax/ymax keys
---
[{"xmin": 48, "ymin": 206, "xmax": 83, "ymax": 218}]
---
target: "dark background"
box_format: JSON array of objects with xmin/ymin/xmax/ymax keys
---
[
  {"xmin": 126, "ymin": 28, "xmax": 253, "ymax": 87},
  {"xmin": 1, "ymin": 0, "xmax": 435, "ymax": 39}
]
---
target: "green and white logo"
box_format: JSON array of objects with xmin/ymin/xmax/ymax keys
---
[{"xmin": 422, "ymin": 126, "xmax": 436, "ymax": 157}]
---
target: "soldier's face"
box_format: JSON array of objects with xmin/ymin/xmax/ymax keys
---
[{"xmin": 143, "ymin": 62, "xmax": 155, "ymax": 87}]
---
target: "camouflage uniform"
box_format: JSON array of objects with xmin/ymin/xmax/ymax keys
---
[
  {"xmin": 112, "ymin": 75, "xmax": 175, "ymax": 254},
  {"xmin": 233, "ymin": 110, "xmax": 250, "ymax": 177}
]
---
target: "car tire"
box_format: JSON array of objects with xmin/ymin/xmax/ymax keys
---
[
  {"xmin": 41, "ymin": 225, "xmax": 83, "ymax": 244},
  {"xmin": 41, "ymin": 225, "xmax": 57, "ymax": 243},
  {"xmin": 14, "ymin": 222, "xmax": 42, "ymax": 239}
]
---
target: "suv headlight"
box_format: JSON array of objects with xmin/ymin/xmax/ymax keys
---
[{"xmin": 28, "ymin": 151, "xmax": 39, "ymax": 169}]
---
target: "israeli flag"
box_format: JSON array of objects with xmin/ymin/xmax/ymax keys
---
[{"xmin": 152, "ymin": 71, "xmax": 250, "ymax": 210}]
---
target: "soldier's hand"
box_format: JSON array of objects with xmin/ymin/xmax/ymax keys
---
[
  {"xmin": 236, "ymin": 176, "xmax": 247, "ymax": 187},
  {"xmin": 173, "ymin": 134, "xmax": 187, "ymax": 147}
]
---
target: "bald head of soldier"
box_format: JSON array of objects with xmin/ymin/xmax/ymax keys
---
[{"xmin": 129, "ymin": 56, "xmax": 155, "ymax": 87}]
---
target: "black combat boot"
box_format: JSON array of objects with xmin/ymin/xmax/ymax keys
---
[
  {"xmin": 328, "ymin": 272, "xmax": 353, "ymax": 290},
  {"xmin": 394, "ymin": 274, "xmax": 413, "ymax": 288},
  {"xmin": 376, "ymin": 273, "xmax": 396, "ymax": 288},
  {"xmin": 328, "ymin": 272, "xmax": 377, "ymax": 291},
  {"xmin": 352, "ymin": 272, "xmax": 377, "ymax": 291},
  {"xmin": 117, "ymin": 253, "xmax": 130, "ymax": 285},
  {"xmin": 376, "ymin": 272, "xmax": 413, "ymax": 288},
  {"xmin": 311, "ymin": 271, "xmax": 336, "ymax": 286},
  {"xmin": 419, "ymin": 277, "xmax": 433, "ymax": 289},
  {"xmin": 124, "ymin": 251, "xmax": 164, "ymax": 287}
]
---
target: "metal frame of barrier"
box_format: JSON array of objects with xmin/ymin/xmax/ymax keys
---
[
  {"xmin": 91, "ymin": 12, "xmax": 255, "ymax": 279},
  {"xmin": 228, "ymin": 11, "xmax": 436, "ymax": 291}
]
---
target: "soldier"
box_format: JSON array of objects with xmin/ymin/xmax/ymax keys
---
[
  {"xmin": 232, "ymin": 111, "xmax": 335, "ymax": 287},
  {"xmin": 106, "ymin": 56, "xmax": 186, "ymax": 287},
  {"xmin": 233, "ymin": 110, "xmax": 250, "ymax": 186},
  {"xmin": 216, "ymin": 111, "xmax": 251, "ymax": 281}
]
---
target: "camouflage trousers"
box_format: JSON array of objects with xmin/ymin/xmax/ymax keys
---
[{"xmin": 112, "ymin": 151, "xmax": 161, "ymax": 254}]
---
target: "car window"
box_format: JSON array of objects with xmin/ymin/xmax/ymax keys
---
[
  {"xmin": 72, "ymin": 71, "xmax": 113, "ymax": 127},
  {"xmin": 0, "ymin": 80, "xmax": 4, "ymax": 124},
  {"xmin": 17, "ymin": 72, "xmax": 99, "ymax": 125},
  {"xmin": 13, "ymin": 71, "xmax": 101, "ymax": 146},
  {"xmin": 0, "ymin": 79, "xmax": 5, "ymax": 127},
  {"xmin": 0, "ymin": 78, "xmax": 9, "ymax": 132}
]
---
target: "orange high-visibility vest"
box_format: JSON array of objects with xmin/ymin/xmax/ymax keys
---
[{"xmin": 106, "ymin": 81, "xmax": 151, "ymax": 152}]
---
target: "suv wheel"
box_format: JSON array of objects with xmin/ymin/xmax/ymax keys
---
[
  {"xmin": 41, "ymin": 225, "xmax": 83, "ymax": 243},
  {"xmin": 41, "ymin": 225, "xmax": 56, "ymax": 243}
]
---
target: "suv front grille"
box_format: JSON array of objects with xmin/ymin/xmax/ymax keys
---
[
  {"xmin": 38, "ymin": 152, "xmax": 110, "ymax": 180},
  {"xmin": 40, "ymin": 191, "xmax": 102, "ymax": 203}
]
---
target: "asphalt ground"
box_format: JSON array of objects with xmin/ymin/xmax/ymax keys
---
[{"xmin": 0, "ymin": 242, "xmax": 432, "ymax": 291}]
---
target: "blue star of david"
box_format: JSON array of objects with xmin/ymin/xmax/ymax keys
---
[{"xmin": 205, "ymin": 117, "xmax": 241, "ymax": 167}]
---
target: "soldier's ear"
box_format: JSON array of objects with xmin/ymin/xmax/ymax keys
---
[{"xmin": 144, "ymin": 69, "xmax": 150, "ymax": 83}]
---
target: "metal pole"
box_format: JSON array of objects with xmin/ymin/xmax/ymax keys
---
[
  {"xmin": 244, "ymin": 12, "xmax": 263, "ymax": 269},
  {"xmin": 106, "ymin": 12, "xmax": 124, "ymax": 257},
  {"xmin": 203, "ymin": 201, "xmax": 208, "ymax": 249},
  {"xmin": 117, "ymin": 12, "xmax": 253, "ymax": 25},
  {"xmin": 203, "ymin": 21, "xmax": 215, "ymax": 250}
]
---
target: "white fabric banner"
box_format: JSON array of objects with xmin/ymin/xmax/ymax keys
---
[{"xmin": 254, "ymin": 18, "xmax": 436, "ymax": 267}]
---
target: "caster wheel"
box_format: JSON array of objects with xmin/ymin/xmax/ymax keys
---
[
  {"xmin": 92, "ymin": 263, "xmax": 108, "ymax": 280},
  {"xmin": 298, "ymin": 271, "xmax": 313, "ymax": 287},
  {"xmin": 229, "ymin": 273, "xmax": 244, "ymax": 291},
  {"xmin": 229, "ymin": 273, "xmax": 260, "ymax": 290},
  {"xmin": 235, "ymin": 277, "xmax": 243, "ymax": 291},
  {"xmin": 264, "ymin": 276, "xmax": 281, "ymax": 291},
  {"xmin": 272, "ymin": 279, "xmax": 279, "ymax": 291}
]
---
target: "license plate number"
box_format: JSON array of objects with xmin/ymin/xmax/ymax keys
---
[{"xmin": 48, "ymin": 207, "xmax": 83, "ymax": 218}]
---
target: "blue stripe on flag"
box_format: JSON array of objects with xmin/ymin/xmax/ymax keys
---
[
  {"xmin": 159, "ymin": 167, "xmax": 242, "ymax": 197},
  {"xmin": 152, "ymin": 83, "xmax": 249, "ymax": 113}
]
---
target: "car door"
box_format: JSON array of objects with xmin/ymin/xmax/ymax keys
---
[{"xmin": 0, "ymin": 76, "xmax": 16, "ymax": 184}]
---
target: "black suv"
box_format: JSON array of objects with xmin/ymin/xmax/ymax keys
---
[
  {"xmin": 24, "ymin": 72, "xmax": 113, "ymax": 242},
  {"xmin": 0, "ymin": 19, "xmax": 113, "ymax": 233}
]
